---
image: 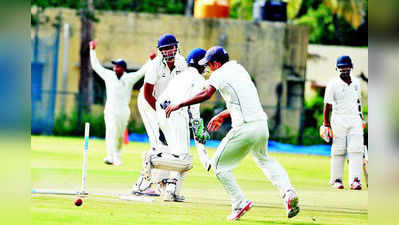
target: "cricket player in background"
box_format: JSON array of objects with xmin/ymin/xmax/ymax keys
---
[
  {"xmin": 321, "ymin": 55, "xmax": 366, "ymax": 190},
  {"xmin": 89, "ymin": 40, "xmax": 153, "ymax": 166},
  {"xmin": 154, "ymin": 48, "xmax": 211, "ymax": 202},
  {"xmin": 165, "ymin": 46, "xmax": 300, "ymax": 220},
  {"xmin": 132, "ymin": 34, "xmax": 187, "ymax": 196}
]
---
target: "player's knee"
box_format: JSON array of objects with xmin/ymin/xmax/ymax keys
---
[
  {"xmin": 331, "ymin": 145, "xmax": 346, "ymax": 156},
  {"xmin": 347, "ymin": 135, "xmax": 363, "ymax": 153}
]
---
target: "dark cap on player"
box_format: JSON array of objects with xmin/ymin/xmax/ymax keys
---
[
  {"xmin": 336, "ymin": 55, "xmax": 353, "ymax": 68},
  {"xmin": 186, "ymin": 48, "xmax": 207, "ymax": 65},
  {"xmin": 157, "ymin": 34, "xmax": 179, "ymax": 49},
  {"xmin": 198, "ymin": 46, "xmax": 229, "ymax": 66},
  {"xmin": 111, "ymin": 59, "xmax": 127, "ymax": 70}
]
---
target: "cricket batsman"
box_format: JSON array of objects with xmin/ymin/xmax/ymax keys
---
[
  {"xmin": 89, "ymin": 40, "xmax": 153, "ymax": 166},
  {"xmin": 132, "ymin": 34, "xmax": 188, "ymax": 196},
  {"xmin": 151, "ymin": 48, "xmax": 211, "ymax": 202},
  {"xmin": 321, "ymin": 55, "xmax": 366, "ymax": 190},
  {"xmin": 165, "ymin": 46, "xmax": 300, "ymax": 220}
]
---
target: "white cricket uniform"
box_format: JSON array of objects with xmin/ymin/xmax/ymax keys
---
[
  {"xmin": 137, "ymin": 53, "xmax": 187, "ymax": 150},
  {"xmin": 155, "ymin": 67, "xmax": 207, "ymax": 197},
  {"xmin": 90, "ymin": 49, "xmax": 149, "ymax": 164},
  {"xmin": 207, "ymin": 61, "xmax": 294, "ymax": 210},
  {"xmin": 324, "ymin": 76, "xmax": 364, "ymax": 185},
  {"xmin": 136, "ymin": 53, "xmax": 187, "ymax": 187}
]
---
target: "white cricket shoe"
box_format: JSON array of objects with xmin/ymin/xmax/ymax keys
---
[
  {"xmin": 350, "ymin": 177, "xmax": 362, "ymax": 190},
  {"xmin": 132, "ymin": 188, "xmax": 160, "ymax": 197},
  {"xmin": 131, "ymin": 176, "xmax": 160, "ymax": 197},
  {"xmin": 332, "ymin": 179, "xmax": 344, "ymax": 189},
  {"xmin": 283, "ymin": 190, "xmax": 300, "ymax": 218},
  {"xmin": 226, "ymin": 200, "xmax": 253, "ymax": 221},
  {"xmin": 113, "ymin": 152, "xmax": 122, "ymax": 166},
  {"xmin": 163, "ymin": 191, "xmax": 185, "ymax": 202},
  {"xmin": 104, "ymin": 156, "xmax": 113, "ymax": 165}
]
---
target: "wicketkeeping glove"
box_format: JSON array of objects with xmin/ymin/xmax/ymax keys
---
[{"xmin": 191, "ymin": 118, "xmax": 210, "ymax": 144}]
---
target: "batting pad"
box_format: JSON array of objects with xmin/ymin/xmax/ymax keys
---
[{"xmin": 151, "ymin": 153, "xmax": 193, "ymax": 172}]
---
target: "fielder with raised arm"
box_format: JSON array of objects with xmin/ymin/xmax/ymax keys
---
[
  {"xmin": 321, "ymin": 55, "xmax": 366, "ymax": 190},
  {"xmin": 132, "ymin": 34, "xmax": 187, "ymax": 196},
  {"xmin": 149, "ymin": 48, "xmax": 211, "ymax": 202},
  {"xmin": 165, "ymin": 46, "xmax": 300, "ymax": 220},
  {"xmin": 89, "ymin": 40, "xmax": 153, "ymax": 166}
]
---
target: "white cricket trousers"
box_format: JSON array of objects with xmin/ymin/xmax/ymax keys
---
[
  {"xmin": 330, "ymin": 115, "xmax": 364, "ymax": 185},
  {"xmin": 137, "ymin": 92, "xmax": 169, "ymax": 183},
  {"xmin": 211, "ymin": 120, "xmax": 294, "ymax": 210},
  {"xmin": 157, "ymin": 107, "xmax": 191, "ymax": 196},
  {"xmin": 104, "ymin": 108, "xmax": 130, "ymax": 161}
]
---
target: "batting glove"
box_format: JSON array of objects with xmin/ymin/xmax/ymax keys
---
[
  {"xmin": 319, "ymin": 125, "xmax": 333, "ymax": 143},
  {"xmin": 191, "ymin": 118, "xmax": 210, "ymax": 144}
]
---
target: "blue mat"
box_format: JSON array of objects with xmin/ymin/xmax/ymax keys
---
[{"xmin": 127, "ymin": 133, "xmax": 331, "ymax": 156}]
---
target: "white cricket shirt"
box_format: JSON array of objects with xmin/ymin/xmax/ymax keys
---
[
  {"xmin": 207, "ymin": 61, "xmax": 268, "ymax": 127},
  {"xmin": 90, "ymin": 50, "xmax": 147, "ymax": 114},
  {"xmin": 324, "ymin": 76, "xmax": 362, "ymax": 116},
  {"xmin": 158, "ymin": 67, "xmax": 207, "ymax": 119},
  {"xmin": 143, "ymin": 53, "xmax": 187, "ymax": 99}
]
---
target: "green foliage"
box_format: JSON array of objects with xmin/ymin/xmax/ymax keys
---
[
  {"xmin": 31, "ymin": 0, "xmax": 186, "ymax": 14},
  {"xmin": 294, "ymin": 4, "xmax": 336, "ymax": 44},
  {"xmin": 53, "ymin": 110, "xmax": 105, "ymax": 137},
  {"xmin": 302, "ymin": 94, "xmax": 326, "ymax": 145},
  {"xmin": 53, "ymin": 109, "xmax": 146, "ymax": 137},
  {"xmin": 230, "ymin": 0, "xmax": 253, "ymax": 20},
  {"xmin": 294, "ymin": 0, "xmax": 368, "ymax": 45}
]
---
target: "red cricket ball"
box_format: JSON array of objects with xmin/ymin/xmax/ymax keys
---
[{"xmin": 74, "ymin": 198, "xmax": 83, "ymax": 206}]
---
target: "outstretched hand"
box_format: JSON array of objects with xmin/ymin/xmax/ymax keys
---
[
  {"xmin": 89, "ymin": 40, "xmax": 97, "ymax": 50},
  {"xmin": 165, "ymin": 104, "xmax": 181, "ymax": 118},
  {"xmin": 207, "ymin": 115, "xmax": 224, "ymax": 132}
]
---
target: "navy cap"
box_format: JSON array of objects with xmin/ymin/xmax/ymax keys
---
[
  {"xmin": 186, "ymin": 48, "xmax": 207, "ymax": 65},
  {"xmin": 111, "ymin": 59, "xmax": 127, "ymax": 70},
  {"xmin": 157, "ymin": 34, "xmax": 179, "ymax": 49},
  {"xmin": 336, "ymin": 55, "xmax": 353, "ymax": 68},
  {"xmin": 198, "ymin": 46, "xmax": 229, "ymax": 66}
]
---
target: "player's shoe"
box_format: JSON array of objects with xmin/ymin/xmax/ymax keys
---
[
  {"xmin": 113, "ymin": 152, "xmax": 122, "ymax": 166},
  {"xmin": 226, "ymin": 200, "xmax": 253, "ymax": 221},
  {"xmin": 104, "ymin": 157, "xmax": 113, "ymax": 165},
  {"xmin": 131, "ymin": 176, "xmax": 160, "ymax": 197},
  {"xmin": 332, "ymin": 179, "xmax": 344, "ymax": 189},
  {"xmin": 164, "ymin": 192, "xmax": 185, "ymax": 202},
  {"xmin": 350, "ymin": 177, "xmax": 362, "ymax": 190},
  {"xmin": 132, "ymin": 188, "xmax": 160, "ymax": 197},
  {"xmin": 283, "ymin": 190, "xmax": 300, "ymax": 218}
]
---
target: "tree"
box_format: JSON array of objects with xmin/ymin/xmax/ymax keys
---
[
  {"xmin": 323, "ymin": 0, "xmax": 366, "ymax": 29},
  {"xmin": 78, "ymin": 0, "xmax": 95, "ymax": 114}
]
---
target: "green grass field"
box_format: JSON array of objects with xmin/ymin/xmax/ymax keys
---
[{"xmin": 32, "ymin": 136, "xmax": 368, "ymax": 225}]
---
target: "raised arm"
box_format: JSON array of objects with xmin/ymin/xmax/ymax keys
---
[
  {"xmin": 126, "ymin": 52, "xmax": 157, "ymax": 85},
  {"xmin": 89, "ymin": 41, "xmax": 110, "ymax": 79},
  {"xmin": 165, "ymin": 85, "xmax": 216, "ymax": 118}
]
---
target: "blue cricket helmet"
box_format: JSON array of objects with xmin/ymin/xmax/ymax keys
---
[
  {"xmin": 157, "ymin": 34, "xmax": 179, "ymax": 49},
  {"xmin": 198, "ymin": 46, "xmax": 229, "ymax": 65},
  {"xmin": 336, "ymin": 55, "xmax": 353, "ymax": 68},
  {"xmin": 111, "ymin": 59, "xmax": 127, "ymax": 70},
  {"xmin": 186, "ymin": 48, "xmax": 207, "ymax": 65}
]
